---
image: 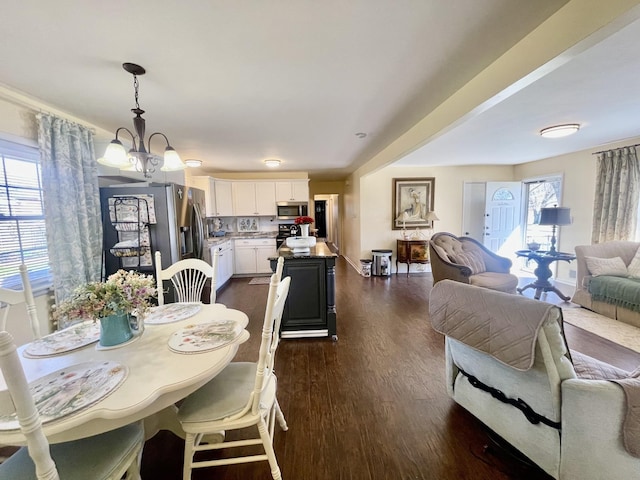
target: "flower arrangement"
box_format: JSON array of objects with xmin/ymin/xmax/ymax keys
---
[
  {"xmin": 294, "ymin": 216, "xmax": 314, "ymax": 225},
  {"xmin": 52, "ymin": 270, "xmax": 157, "ymax": 323}
]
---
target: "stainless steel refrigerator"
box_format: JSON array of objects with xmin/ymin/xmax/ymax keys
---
[{"xmin": 100, "ymin": 183, "xmax": 207, "ymax": 282}]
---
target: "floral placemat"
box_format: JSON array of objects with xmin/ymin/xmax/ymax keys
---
[
  {"xmin": 0, "ymin": 361, "xmax": 127, "ymax": 430},
  {"xmin": 168, "ymin": 320, "xmax": 242, "ymax": 354},
  {"xmin": 143, "ymin": 303, "xmax": 202, "ymax": 325},
  {"xmin": 23, "ymin": 321, "xmax": 101, "ymax": 358}
]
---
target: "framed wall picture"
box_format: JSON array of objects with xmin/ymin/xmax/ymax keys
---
[{"xmin": 392, "ymin": 177, "xmax": 435, "ymax": 230}]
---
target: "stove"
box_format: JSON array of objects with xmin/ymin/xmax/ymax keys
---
[{"xmin": 276, "ymin": 223, "xmax": 300, "ymax": 248}]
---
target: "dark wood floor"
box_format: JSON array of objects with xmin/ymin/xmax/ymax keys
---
[{"xmin": 140, "ymin": 257, "xmax": 640, "ymax": 480}]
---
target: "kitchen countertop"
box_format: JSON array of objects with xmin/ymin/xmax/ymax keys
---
[{"xmin": 270, "ymin": 241, "xmax": 337, "ymax": 259}]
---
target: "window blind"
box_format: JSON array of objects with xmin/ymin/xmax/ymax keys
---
[{"xmin": 0, "ymin": 139, "xmax": 51, "ymax": 290}]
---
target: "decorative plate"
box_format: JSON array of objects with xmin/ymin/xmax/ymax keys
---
[
  {"xmin": 23, "ymin": 321, "xmax": 101, "ymax": 358},
  {"xmin": 143, "ymin": 303, "xmax": 202, "ymax": 325},
  {"xmin": 0, "ymin": 361, "xmax": 127, "ymax": 430},
  {"xmin": 168, "ymin": 320, "xmax": 242, "ymax": 354}
]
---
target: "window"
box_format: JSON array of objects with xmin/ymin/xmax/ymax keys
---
[
  {"xmin": 0, "ymin": 139, "xmax": 50, "ymax": 290},
  {"xmin": 523, "ymin": 175, "xmax": 563, "ymax": 251}
]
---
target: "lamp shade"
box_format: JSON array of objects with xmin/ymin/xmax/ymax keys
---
[
  {"xmin": 97, "ymin": 140, "xmax": 131, "ymax": 168},
  {"xmin": 425, "ymin": 211, "xmax": 439, "ymax": 222},
  {"xmin": 160, "ymin": 147, "xmax": 186, "ymax": 172},
  {"xmin": 539, "ymin": 207, "xmax": 571, "ymax": 226}
]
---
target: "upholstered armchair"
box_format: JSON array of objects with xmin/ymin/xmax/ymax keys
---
[{"xmin": 429, "ymin": 232, "xmax": 518, "ymax": 293}]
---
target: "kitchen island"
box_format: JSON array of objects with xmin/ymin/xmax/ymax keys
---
[{"xmin": 269, "ymin": 242, "xmax": 338, "ymax": 340}]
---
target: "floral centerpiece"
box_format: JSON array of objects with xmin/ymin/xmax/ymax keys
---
[
  {"xmin": 52, "ymin": 270, "xmax": 157, "ymax": 347},
  {"xmin": 294, "ymin": 216, "xmax": 314, "ymax": 225},
  {"xmin": 294, "ymin": 216, "xmax": 314, "ymax": 237}
]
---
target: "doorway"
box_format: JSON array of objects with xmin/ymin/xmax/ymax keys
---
[
  {"xmin": 462, "ymin": 181, "xmax": 522, "ymax": 258},
  {"xmin": 313, "ymin": 194, "xmax": 340, "ymax": 251}
]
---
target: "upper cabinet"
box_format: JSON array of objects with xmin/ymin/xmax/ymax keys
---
[
  {"xmin": 232, "ymin": 181, "xmax": 276, "ymax": 216},
  {"xmin": 275, "ymin": 180, "xmax": 309, "ymax": 202},
  {"xmin": 213, "ymin": 180, "xmax": 233, "ymax": 216},
  {"xmin": 189, "ymin": 177, "xmax": 233, "ymax": 217}
]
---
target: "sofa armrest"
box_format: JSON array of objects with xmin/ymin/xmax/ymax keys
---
[{"xmin": 561, "ymin": 378, "xmax": 640, "ymax": 479}]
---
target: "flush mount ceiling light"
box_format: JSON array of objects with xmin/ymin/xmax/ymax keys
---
[
  {"xmin": 539, "ymin": 124, "xmax": 580, "ymax": 138},
  {"xmin": 185, "ymin": 159, "xmax": 202, "ymax": 168},
  {"xmin": 97, "ymin": 63, "xmax": 186, "ymax": 178},
  {"xmin": 264, "ymin": 159, "xmax": 281, "ymax": 168}
]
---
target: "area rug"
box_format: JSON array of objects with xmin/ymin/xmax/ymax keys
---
[
  {"xmin": 248, "ymin": 277, "xmax": 271, "ymax": 285},
  {"xmin": 562, "ymin": 306, "xmax": 640, "ymax": 353}
]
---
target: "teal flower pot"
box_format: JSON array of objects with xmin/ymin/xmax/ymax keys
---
[{"xmin": 99, "ymin": 312, "xmax": 133, "ymax": 347}]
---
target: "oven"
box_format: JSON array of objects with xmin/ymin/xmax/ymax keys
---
[
  {"xmin": 276, "ymin": 202, "xmax": 308, "ymax": 220},
  {"xmin": 276, "ymin": 223, "xmax": 300, "ymax": 248}
]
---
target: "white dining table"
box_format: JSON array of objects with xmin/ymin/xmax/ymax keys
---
[{"xmin": 0, "ymin": 303, "xmax": 249, "ymax": 445}]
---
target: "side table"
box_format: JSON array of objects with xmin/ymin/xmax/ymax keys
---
[
  {"xmin": 515, "ymin": 250, "xmax": 575, "ymax": 301},
  {"xmin": 396, "ymin": 239, "xmax": 429, "ymax": 277}
]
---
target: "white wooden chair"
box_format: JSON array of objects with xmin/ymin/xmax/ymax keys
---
[
  {"xmin": 0, "ymin": 264, "xmax": 41, "ymax": 339},
  {"xmin": 0, "ymin": 331, "xmax": 144, "ymax": 479},
  {"xmin": 177, "ymin": 272, "xmax": 291, "ymax": 480},
  {"xmin": 155, "ymin": 250, "xmax": 219, "ymax": 305}
]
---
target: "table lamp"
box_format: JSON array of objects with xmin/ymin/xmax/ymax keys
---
[
  {"xmin": 425, "ymin": 211, "xmax": 439, "ymax": 238},
  {"xmin": 538, "ymin": 205, "xmax": 571, "ymax": 254}
]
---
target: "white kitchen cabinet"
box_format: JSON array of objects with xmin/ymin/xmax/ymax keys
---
[
  {"xmin": 189, "ymin": 177, "xmax": 233, "ymax": 217},
  {"xmin": 275, "ymin": 181, "xmax": 309, "ymax": 202},
  {"xmin": 232, "ymin": 182, "xmax": 276, "ymax": 216},
  {"xmin": 211, "ymin": 239, "xmax": 234, "ymax": 287},
  {"xmin": 214, "ymin": 180, "xmax": 233, "ymax": 216},
  {"xmin": 234, "ymin": 238, "xmax": 276, "ymax": 274}
]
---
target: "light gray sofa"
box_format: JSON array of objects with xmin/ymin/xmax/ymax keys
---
[
  {"xmin": 572, "ymin": 241, "xmax": 640, "ymax": 328},
  {"xmin": 430, "ymin": 280, "xmax": 640, "ymax": 479}
]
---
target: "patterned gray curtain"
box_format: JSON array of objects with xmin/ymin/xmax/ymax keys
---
[
  {"xmin": 37, "ymin": 114, "xmax": 103, "ymax": 302},
  {"xmin": 591, "ymin": 146, "xmax": 640, "ymax": 243}
]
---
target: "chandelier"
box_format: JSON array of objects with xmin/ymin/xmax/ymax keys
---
[{"xmin": 97, "ymin": 63, "xmax": 185, "ymax": 178}]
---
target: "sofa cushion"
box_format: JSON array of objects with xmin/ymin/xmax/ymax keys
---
[
  {"xmin": 469, "ymin": 272, "xmax": 518, "ymax": 293},
  {"xmin": 628, "ymin": 247, "xmax": 640, "ymax": 278},
  {"xmin": 585, "ymin": 256, "xmax": 628, "ymax": 277}
]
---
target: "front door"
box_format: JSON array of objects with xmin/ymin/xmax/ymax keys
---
[{"xmin": 484, "ymin": 182, "xmax": 522, "ymax": 257}]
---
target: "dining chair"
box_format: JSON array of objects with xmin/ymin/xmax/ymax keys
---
[
  {"xmin": 178, "ymin": 272, "xmax": 291, "ymax": 480},
  {"xmin": 274, "ymin": 256, "xmax": 284, "ymax": 283},
  {"xmin": 155, "ymin": 250, "xmax": 219, "ymax": 305},
  {"xmin": 0, "ymin": 264, "xmax": 41, "ymax": 339},
  {"xmin": 0, "ymin": 331, "xmax": 144, "ymax": 480}
]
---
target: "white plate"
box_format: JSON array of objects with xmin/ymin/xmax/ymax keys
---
[
  {"xmin": 23, "ymin": 321, "xmax": 100, "ymax": 358},
  {"xmin": 168, "ymin": 320, "xmax": 242, "ymax": 354},
  {"xmin": 0, "ymin": 361, "xmax": 127, "ymax": 429},
  {"xmin": 143, "ymin": 302, "xmax": 202, "ymax": 325}
]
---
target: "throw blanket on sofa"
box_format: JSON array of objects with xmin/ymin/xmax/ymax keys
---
[
  {"xmin": 589, "ymin": 275, "xmax": 640, "ymax": 312},
  {"xmin": 429, "ymin": 280, "xmax": 559, "ymax": 371},
  {"xmin": 572, "ymin": 350, "xmax": 640, "ymax": 458}
]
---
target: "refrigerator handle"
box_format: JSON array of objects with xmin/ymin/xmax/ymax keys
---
[{"xmin": 193, "ymin": 202, "xmax": 205, "ymax": 260}]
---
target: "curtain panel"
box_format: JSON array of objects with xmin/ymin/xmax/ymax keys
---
[
  {"xmin": 592, "ymin": 146, "xmax": 640, "ymax": 244},
  {"xmin": 37, "ymin": 114, "xmax": 103, "ymax": 302}
]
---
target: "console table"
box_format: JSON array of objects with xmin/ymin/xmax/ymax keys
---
[
  {"xmin": 396, "ymin": 239, "xmax": 429, "ymax": 277},
  {"xmin": 515, "ymin": 250, "xmax": 575, "ymax": 301}
]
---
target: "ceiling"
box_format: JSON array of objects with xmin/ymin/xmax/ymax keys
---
[{"xmin": 2, "ymin": 1, "xmax": 639, "ymax": 180}]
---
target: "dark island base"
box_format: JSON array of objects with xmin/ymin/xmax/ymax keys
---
[{"xmin": 270, "ymin": 242, "xmax": 337, "ymax": 340}]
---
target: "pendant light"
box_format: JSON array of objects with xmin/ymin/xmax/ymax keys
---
[{"xmin": 97, "ymin": 63, "xmax": 185, "ymax": 177}]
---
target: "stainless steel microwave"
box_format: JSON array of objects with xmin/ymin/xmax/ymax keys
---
[{"xmin": 276, "ymin": 202, "xmax": 308, "ymax": 220}]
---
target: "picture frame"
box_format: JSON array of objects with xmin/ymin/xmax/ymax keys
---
[{"xmin": 392, "ymin": 177, "xmax": 435, "ymax": 230}]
